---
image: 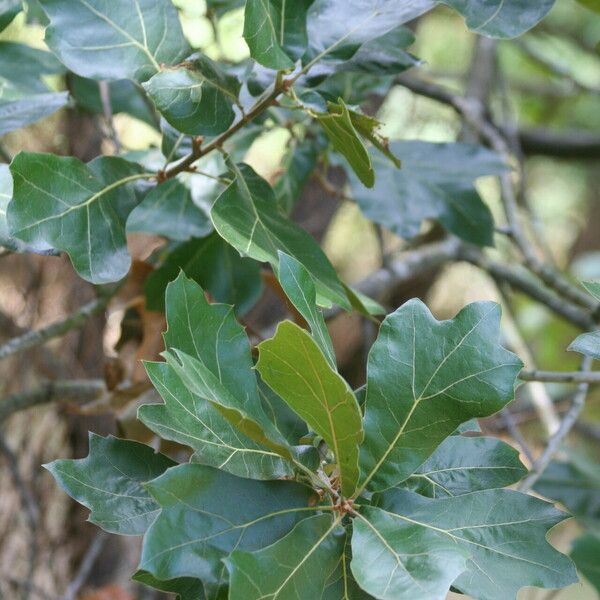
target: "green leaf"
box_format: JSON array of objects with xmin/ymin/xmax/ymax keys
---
[
  {"xmin": 277, "ymin": 251, "xmax": 336, "ymax": 368},
  {"xmin": 372, "ymin": 488, "xmax": 576, "ymax": 600},
  {"xmin": 257, "ymin": 321, "xmax": 363, "ymax": 497},
  {"xmin": 8, "ymin": 152, "xmax": 152, "ymax": 283},
  {"xmin": 243, "ymin": 0, "xmax": 314, "ymax": 70},
  {"xmin": 141, "ymin": 362, "xmax": 293, "ymax": 480},
  {"xmin": 128, "ymin": 178, "xmax": 212, "ymax": 242},
  {"xmin": 534, "ymin": 455, "xmax": 600, "ymax": 533},
  {"xmin": 165, "ymin": 348, "xmax": 299, "ymax": 466},
  {"xmin": 0, "ymin": 42, "xmax": 66, "ymax": 95},
  {"xmin": 145, "ymin": 234, "xmax": 262, "ymax": 314},
  {"xmin": 39, "ymin": 0, "xmax": 190, "ymax": 82},
  {"xmin": 211, "ymin": 161, "xmax": 350, "ymax": 309},
  {"xmin": 571, "ymin": 533, "xmax": 600, "ymax": 591},
  {"xmin": 0, "ymin": 164, "xmax": 13, "ymax": 248},
  {"xmin": 441, "ymin": 0, "xmax": 556, "ymax": 38},
  {"xmin": 315, "ymin": 100, "xmax": 376, "ymax": 188},
  {"xmin": 0, "ymin": 0, "xmax": 22, "ymax": 31},
  {"xmin": 44, "ymin": 433, "xmax": 175, "ymax": 535},
  {"xmin": 359, "ymin": 299, "xmax": 522, "ymax": 493},
  {"xmin": 304, "ymin": 1, "xmax": 431, "ymax": 64},
  {"xmin": 143, "ymin": 54, "xmax": 240, "ymax": 136},
  {"xmin": 133, "ymin": 571, "xmax": 206, "ymax": 600},
  {"xmin": 0, "ymin": 92, "xmax": 70, "ymax": 136},
  {"xmin": 570, "ymin": 282, "xmax": 600, "ymax": 358},
  {"xmin": 139, "ymin": 463, "xmax": 319, "ymax": 586},
  {"xmin": 226, "ymin": 514, "xmax": 345, "ymax": 600},
  {"xmin": 274, "ymin": 139, "xmax": 319, "ymax": 213},
  {"xmin": 157, "ymin": 275, "xmax": 306, "ymax": 468},
  {"xmin": 569, "ymin": 331, "xmax": 600, "ymax": 359},
  {"xmin": 0, "ymin": 164, "xmax": 59, "ymax": 254},
  {"xmin": 322, "ymin": 533, "xmax": 375, "ymax": 599},
  {"xmin": 140, "ymin": 272, "xmax": 292, "ymax": 479},
  {"xmin": 402, "ymin": 435, "xmax": 526, "ymax": 498},
  {"xmin": 583, "ymin": 281, "xmax": 600, "ymax": 301},
  {"xmin": 349, "ymin": 141, "xmax": 505, "ymax": 246},
  {"xmin": 351, "ymin": 505, "xmax": 468, "ymax": 600}
]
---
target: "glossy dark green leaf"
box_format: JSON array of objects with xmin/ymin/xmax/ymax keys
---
[
  {"xmin": 141, "ymin": 362, "xmax": 293, "ymax": 480},
  {"xmin": 45, "ymin": 433, "xmax": 175, "ymax": 535},
  {"xmin": 144, "ymin": 54, "xmax": 240, "ymax": 136},
  {"xmin": 0, "ymin": 92, "xmax": 69, "ymax": 136},
  {"xmin": 0, "ymin": 41, "xmax": 66, "ymax": 95},
  {"xmin": 349, "ymin": 141, "xmax": 505, "ymax": 246},
  {"xmin": 243, "ymin": 0, "xmax": 314, "ymax": 70},
  {"xmin": 133, "ymin": 571, "xmax": 206, "ymax": 600},
  {"xmin": 226, "ymin": 514, "xmax": 345, "ymax": 600},
  {"xmin": 351, "ymin": 505, "xmax": 468, "ymax": 600},
  {"xmin": 144, "ymin": 234, "xmax": 262, "ymax": 314},
  {"xmin": 322, "ymin": 532, "xmax": 375, "ymax": 600},
  {"xmin": 8, "ymin": 152, "xmax": 152, "ymax": 283},
  {"xmin": 403, "ymin": 436, "xmax": 526, "ymax": 498},
  {"xmin": 534, "ymin": 456, "xmax": 600, "ymax": 532},
  {"xmin": 139, "ymin": 463, "xmax": 319, "ymax": 586},
  {"xmin": 165, "ymin": 348, "xmax": 299, "ymax": 466},
  {"xmin": 277, "ymin": 251, "xmax": 336, "ymax": 367},
  {"xmin": 441, "ymin": 0, "xmax": 556, "ymax": 38},
  {"xmin": 127, "ymin": 178, "xmax": 212, "ymax": 242},
  {"xmin": 257, "ymin": 321, "xmax": 363, "ymax": 497},
  {"xmin": 0, "ymin": 164, "xmax": 59, "ymax": 254},
  {"xmin": 140, "ymin": 273, "xmax": 291, "ymax": 479},
  {"xmin": 159, "ymin": 274, "xmax": 306, "ymax": 468},
  {"xmin": 39, "ymin": 0, "xmax": 190, "ymax": 82},
  {"xmin": 359, "ymin": 299, "xmax": 522, "ymax": 493},
  {"xmin": 211, "ymin": 161, "xmax": 350, "ymax": 309},
  {"xmin": 70, "ymin": 75, "xmax": 158, "ymax": 127},
  {"xmin": 372, "ymin": 488, "xmax": 576, "ymax": 600},
  {"xmin": 0, "ymin": 0, "xmax": 22, "ymax": 31},
  {"xmin": 571, "ymin": 533, "xmax": 600, "ymax": 591}
]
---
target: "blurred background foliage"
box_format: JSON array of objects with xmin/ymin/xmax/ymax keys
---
[{"xmin": 0, "ymin": 0, "xmax": 599, "ymax": 598}]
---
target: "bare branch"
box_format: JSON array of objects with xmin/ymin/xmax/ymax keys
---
[
  {"xmin": 0, "ymin": 291, "xmax": 115, "ymax": 362},
  {"xmin": 63, "ymin": 532, "xmax": 109, "ymax": 600},
  {"xmin": 98, "ymin": 80, "xmax": 121, "ymax": 154},
  {"xmin": 519, "ymin": 369, "xmax": 600, "ymax": 384},
  {"xmin": 519, "ymin": 355, "xmax": 594, "ymax": 492},
  {"xmin": 0, "ymin": 380, "xmax": 106, "ymax": 422}
]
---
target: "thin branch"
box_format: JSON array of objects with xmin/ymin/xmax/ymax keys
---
[
  {"xmin": 324, "ymin": 237, "xmax": 463, "ymax": 320},
  {"xmin": 395, "ymin": 74, "xmax": 600, "ymax": 159},
  {"xmin": 162, "ymin": 79, "xmax": 286, "ymax": 180},
  {"xmin": 519, "ymin": 355, "xmax": 594, "ymax": 492},
  {"xmin": 63, "ymin": 532, "xmax": 109, "ymax": 600},
  {"xmin": 395, "ymin": 73, "xmax": 600, "ymax": 313},
  {"xmin": 458, "ymin": 245, "xmax": 596, "ymax": 331},
  {"xmin": 500, "ymin": 408, "xmax": 535, "ymax": 464},
  {"xmin": 0, "ymin": 290, "xmax": 116, "ymax": 362},
  {"xmin": 499, "ymin": 285, "xmax": 560, "ymax": 434},
  {"xmin": 98, "ymin": 81, "xmax": 121, "ymax": 154},
  {"xmin": 519, "ymin": 369, "xmax": 600, "ymax": 384},
  {"xmin": 0, "ymin": 380, "xmax": 106, "ymax": 422}
]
